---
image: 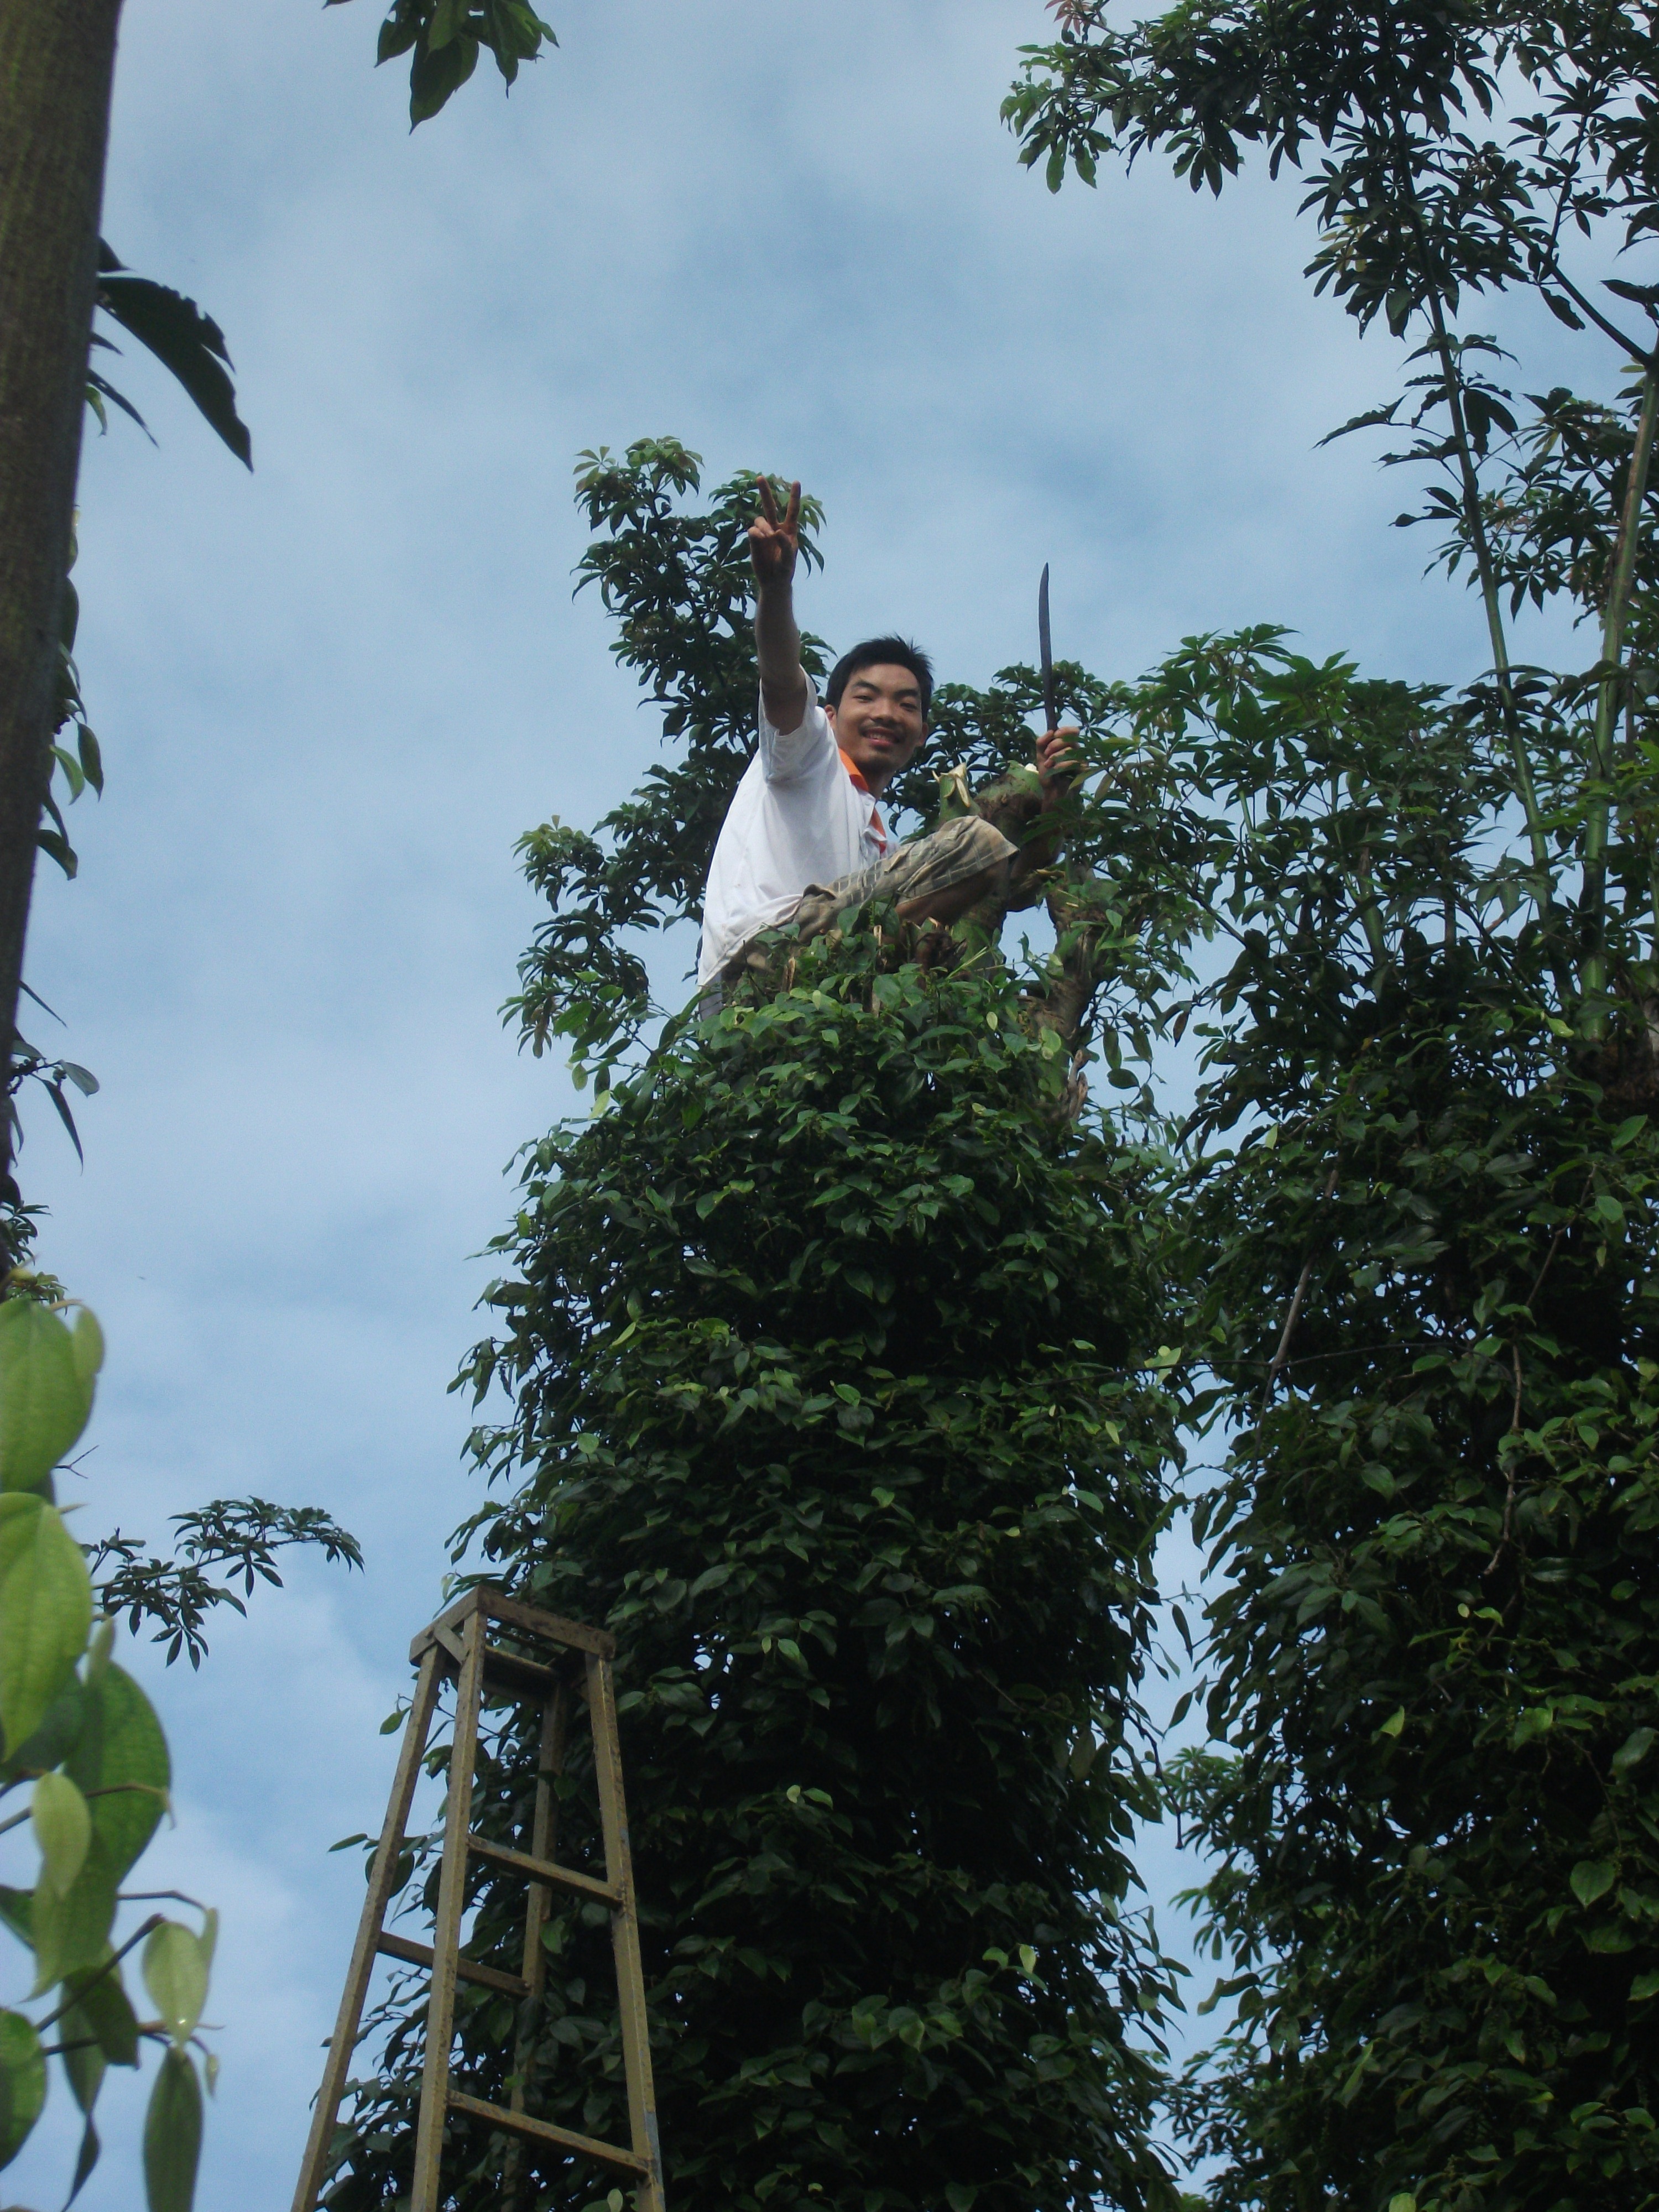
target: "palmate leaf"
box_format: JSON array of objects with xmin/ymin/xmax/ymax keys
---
[
  {"xmin": 95, "ymin": 248, "xmax": 251, "ymax": 469},
  {"xmin": 90, "ymin": 1496, "xmax": 363, "ymax": 1667}
]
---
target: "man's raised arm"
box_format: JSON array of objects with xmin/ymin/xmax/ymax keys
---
[{"xmin": 750, "ymin": 477, "xmax": 810, "ymax": 737}]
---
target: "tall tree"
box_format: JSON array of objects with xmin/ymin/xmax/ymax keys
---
[
  {"xmin": 321, "ymin": 444, "xmax": 1213, "ymax": 2212},
  {"xmin": 0, "ymin": 0, "xmax": 126, "ymax": 1194},
  {"xmin": 1006, "ymin": 4, "xmax": 1659, "ymax": 2205}
]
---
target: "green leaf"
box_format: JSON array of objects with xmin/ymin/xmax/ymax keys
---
[
  {"xmin": 946, "ymin": 2189, "xmax": 978, "ymax": 2212},
  {"xmin": 32, "ymin": 1770, "xmax": 91, "ymax": 1897},
  {"xmin": 58, "ymin": 1998, "xmax": 106, "ymax": 2121},
  {"xmin": 38, "ymin": 824, "xmax": 78, "ymax": 878},
  {"xmin": 76, "ymin": 724, "xmax": 103, "ymax": 797},
  {"xmin": 30, "ymin": 1868, "xmax": 111, "ymax": 1997},
  {"xmin": 65, "ymin": 1965, "xmax": 140, "ymax": 2066},
  {"xmin": 143, "ymin": 1922, "xmax": 210, "ymax": 2047},
  {"xmin": 2, "ymin": 1676, "xmax": 87, "ymax": 1782},
  {"xmin": 1631, "ymin": 1970, "xmax": 1659, "ymax": 2001},
  {"xmin": 1612, "ymin": 1725, "xmax": 1655, "ymax": 1776},
  {"xmin": 0, "ymin": 1299, "xmax": 99, "ymax": 1495},
  {"xmin": 96, "ymin": 265, "xmax": 251, "ymax": 468},
  {"xmin": 1570, "ymin": 1859, "xmax": 1616, "ymax": 1906},
  {"xmin": 70, "ymin": 1308, "xmax": 103, "ymax": 1389},
  {"xmin": 66, "ymin": 1664, "xmax": 170, "ymax": 1883},
  {"xmin": 34, "ymin": 1666, "xmax": 171, "ymax": 1992},
  {"xmin": 377, "ymin": 10, "xmax": 421, "ymax": 61},
  {"xmin": 67, "ymin": 2107, "xmax": 101, "ymax": 2203},
  {"xmin": 409, "ymin": 30, "xmax": 478, "ymax": 123},
  {"xmin": 0, "ymin": 2009, "xmax": 45, "ymax": 2168},
  {"xmin": 143, "ymin": 2046, "xmax": 202, "ymax": 2212},
  {"xmin": 0, "ymin": 1495, "xmax": 92, "ymax": 1756}
]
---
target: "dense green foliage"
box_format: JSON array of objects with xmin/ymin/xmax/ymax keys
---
[
  {"xmin": 1175, "ymin": 1006, "xmax": 1659, "ymax": 2210},
  {"xmin": 1132, "ymin": 640, "xmax": 1659, "ymax": 2208},
  {"xmin": 319, "ymin": 442, "xmax": 1213, "ymax": 2211},
  {"xmin": 499, "ymin": 955, "xmax": 1177, "ymax": 2210},
  {"xmin": 1009, "ymin": 4, "xmax": 1659, "ymax": 2206}
]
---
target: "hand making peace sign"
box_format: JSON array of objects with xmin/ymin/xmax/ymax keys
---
[{"xmin": 749, "ymin": 476, "xmax": 801, "ymax": 592}]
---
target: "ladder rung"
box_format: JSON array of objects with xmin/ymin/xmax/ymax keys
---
[
  {"xmin": 446, "ymin": 2089, "xmax": 647, "ymax": 2175},
  {"xmin": 467, "ymin": 1833, "xmax": 620, "ymax": 1906},
  {"xmin": 482, "ymin": 1642, "xmax": 557, "ymax": 1694},
  {"xmin": 375, "ymin": 1931, "xmax": 529, "ymax": 1999}
]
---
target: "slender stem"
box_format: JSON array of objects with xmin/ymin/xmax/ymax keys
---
[
  {"xmin": 33, "ymin": 1911, "xmax": 163, "ymax": 2034},
  {"xmin": 1259, "ymin": 1164, "xmax": 1342, "ymax": 1416},
  {"xmin": 1420, "ymin": 282, "xmax": 1553, "ymax": 898},
  {"xmin": 1536, "ymin": 257, "xmax": 1648, "ymax": 368},
  {"xmin": 1382, "ymin": 81, "xmax": 1554, "ymax": 914},
  {"xmin": 1582, "ymin": 366, "xmax": 1659, "ymax": 1031},
  {"xmin": 1350, "ymin": 844, "xmax": 1388, "ymax": 975}
]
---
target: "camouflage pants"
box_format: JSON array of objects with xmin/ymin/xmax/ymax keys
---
[{"xmin": 724, "ymin": 813, "xmax": 1016, "ymax": 984}]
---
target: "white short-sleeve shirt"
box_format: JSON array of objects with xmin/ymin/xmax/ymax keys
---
[{"xmin": 697, "ymin": 687, "xmax": 890, "ymax": 985}]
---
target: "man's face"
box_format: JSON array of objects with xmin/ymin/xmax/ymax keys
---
[{"xmin": 826, "ymin": 663, "xmax": 927, "ymax": 793}]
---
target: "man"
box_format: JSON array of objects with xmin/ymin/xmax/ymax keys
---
[{"xmin": 697, "ymin": 478, "xmax": 1077, "ymax": 989}]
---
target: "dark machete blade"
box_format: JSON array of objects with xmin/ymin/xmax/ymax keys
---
[{"xmin": 1039, "ymin": 562, "xmax": 1058, "ymax": 735}]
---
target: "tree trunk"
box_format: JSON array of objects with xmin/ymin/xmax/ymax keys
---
[{"xmin": 0, "ymin": 0, "xmax": 124, "ymax": 1183}]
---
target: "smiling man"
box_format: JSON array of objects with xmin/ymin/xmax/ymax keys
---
[{"xmin": 697, "ymin": 478, "xmax": 1076, "ymax": 989}]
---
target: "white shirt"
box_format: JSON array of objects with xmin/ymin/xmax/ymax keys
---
[{"xmin": 697, "ymin": 686, "xmax": 890, "ymax": 985}]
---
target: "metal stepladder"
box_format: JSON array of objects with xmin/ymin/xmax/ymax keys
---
[{"xmin": 291, "ymin": 1585, "xmax": 665, "ymax": 2212}]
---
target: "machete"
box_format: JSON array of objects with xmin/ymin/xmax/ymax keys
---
[{"xmin": 1039, "ymin": 562, "xmax": 1060, "ymax": 737}]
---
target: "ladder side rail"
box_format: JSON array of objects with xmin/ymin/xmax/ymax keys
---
[
  {"xmin": 409, "ymin": 1605, "xmax": 489, "ymax": 2212},
  {"xmin": 503, "ymin": 1682, "xmax": 568, "ymax": 2212},
  {"xmin": 521, "ymin": 1682, "xmax": 567, "ymax": 1998},
  {"xmin": 586, "ymin": 1651, "xmax": 666, "ymax": 2212},
  {"xmin": 290, "ymin": 1645, "xmax": 445, "ymax": 2212}
]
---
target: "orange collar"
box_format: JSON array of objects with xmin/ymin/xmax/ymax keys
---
[
  {"xmin": 838, "ymin": 747, "xmax": 877, "ymax": 795},
  {"xmin": 839, "ymin": 748, "xmax": 889, "ymax": 847}
]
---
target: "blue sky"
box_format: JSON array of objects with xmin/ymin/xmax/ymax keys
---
[{"xmin": 6, "ymin": 1, "xmax": 1601, "ymax": 2203}]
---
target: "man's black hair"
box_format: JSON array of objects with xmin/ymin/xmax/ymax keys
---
[{"xmin": 825, "ymin": 638, "xmax": 935, "ymax": 718}]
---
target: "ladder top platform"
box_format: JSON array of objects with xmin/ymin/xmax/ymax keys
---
[{"xmin": 409, "ymin": 1583, "xmax": 616, "ymax": 1666}]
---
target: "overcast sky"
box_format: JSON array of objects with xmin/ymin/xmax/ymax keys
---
[{"xmin": 5, "ymin": 1, "xmax": 1596, "ymax": 2203}]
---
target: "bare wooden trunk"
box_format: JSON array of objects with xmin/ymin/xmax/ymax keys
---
[{"xmin": 0, "ymin": 0, "xmax": 125, "ymax": 1180}]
